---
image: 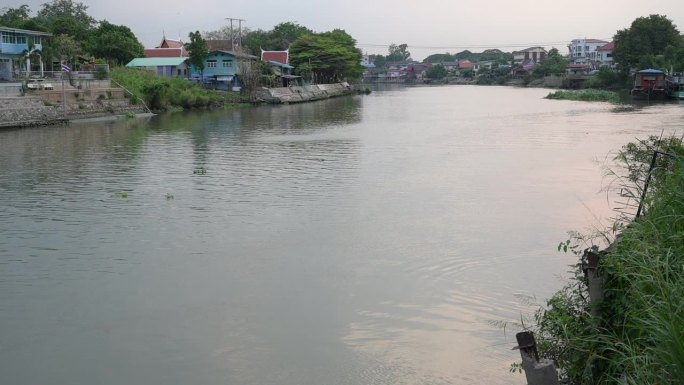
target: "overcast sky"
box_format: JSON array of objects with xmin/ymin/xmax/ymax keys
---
[{"xmin": 5, "ymin": 0, "xmax": 684, "ymax": 60}]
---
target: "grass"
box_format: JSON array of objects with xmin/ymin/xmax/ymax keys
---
[
  {"xmin": 546, "ymin": 89, "xmax": 621, "ymax": 103},
  {"xmin": 527, "ymin": 135, "xmax": 684, "ymax": 384},
  {"xmin": 110, "ymin": 67, "xmax": 247, "ymax": 111}
]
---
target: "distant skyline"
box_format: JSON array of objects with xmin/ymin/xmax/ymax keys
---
[{"xmin": 3, "ymin": 0, "xmax": 684, "ymax": 61}]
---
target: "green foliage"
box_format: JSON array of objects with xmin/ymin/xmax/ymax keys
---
[
  {"xmin": 583, "ymin": 67, "xmax": 631, "ymax": 90},
  {"xmin": 241, "ymin": 22, "xmax": 312, "ymax": 54},
  {"xmin": 372, "ymin": 55, "xmax": 386, "ymax": 68},
  {"xmin": 546, "ymin": 89, "xmax": 621, "ymax": 103},
  {"xmin": 423, "ymin": 53, "xmax": 456, "ymax": 63},
  {"xmin": 425, "ymin": 64, "xmax": 447, "ymax": 80},
  {"xmin": 532, "ymin": 48, "xmax": 569, "ymax": 78},
  {"xmin": 88, "ymin": 21, "xmax": 144, "ymax": 66},
  {"xmin": 37, "ymin": 0, "xmax": 96, "ymax": 43},
  {"xmin": 613, "ymin": 14, "xmax": 683, "ymax": 71},
  {"xmin": 529, "ymin": 135, "xmax": 684, "ymax": 385},
  {"xmin": 0, "ymin": 5, "xmax": 39, "ymax": 29},
  {"xmin": 386, "ymin": 43, "xmax": 411, "ymax": 62},
  {"xmin": 187, "ymin": 31, "xmax": 208, "ymax": 76},
  {"xmin": 111, "ymin": 67, "xmax": 226, "ymax": 111},
  {"xmin": 289, "ymin": 29, "xmax": 363, "ymax": 82}
]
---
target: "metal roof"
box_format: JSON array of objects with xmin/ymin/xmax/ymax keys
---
[
  {"xmin": 0, "ymin": 26, "xmax": 51, "ymax": 36},
  {"xmin": 126, "ymin": 57, "xmax": 187, "ymax": 67},
  {"xmin": 637, "ymin": 69, "xmax": 665, "ymax": 74}
]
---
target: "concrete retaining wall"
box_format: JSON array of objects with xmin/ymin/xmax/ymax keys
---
[{"xmin": 256, "ymin": 82, "xmax": 355, "ymax": 104}]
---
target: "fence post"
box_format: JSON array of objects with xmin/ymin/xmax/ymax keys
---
[
  {"xmin": 514, "ymin": 331, "xmax": 560, "ymax": 385},
  {"xmin": 582, "ymin": 249, "xmax": 604, "ymax": 316}
]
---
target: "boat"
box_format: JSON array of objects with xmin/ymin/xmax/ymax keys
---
[
  {"xmin": 666, "ymin": 73, "xmax": 684, "ymax": 100},
  {"xmin": 630, "ymin": 69, "xmax": 668, "ymax": 100}
]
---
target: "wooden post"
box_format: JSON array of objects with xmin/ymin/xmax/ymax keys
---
[{"xmin": 514, "ymin": 331, "xmax": 560, "ymax": 385}]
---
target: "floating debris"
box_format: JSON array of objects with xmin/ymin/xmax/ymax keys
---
[{"xmin": 193, "ymin": 167, "xmax": 207, "ymax": 175}]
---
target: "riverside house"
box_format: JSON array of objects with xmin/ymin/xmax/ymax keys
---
[
  {"xmin": 126, "ymin": 57, "xmax": 189, "ymax": 78},
  {"xmin": 189, "ymin": 50, "xmax": 258, "ymax": 91},
  {"xmin": 0, "ymin": 26, "xmax": 51, "ymax": 81}
]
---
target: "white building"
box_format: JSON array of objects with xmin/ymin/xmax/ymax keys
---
[
  {"xmin": 567, "ymin": 39, "xmax": 609, "ymax": 66},
  {"xmin": 595, "ymin": 42, "xmax": 615, "ymax": 68}
]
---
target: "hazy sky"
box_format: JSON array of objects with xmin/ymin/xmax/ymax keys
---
[{"xmin": 5, "ymin": 0, "xmax": 684, "ymax": 60}]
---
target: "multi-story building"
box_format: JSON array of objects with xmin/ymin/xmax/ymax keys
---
[
  {"xmin": 567, "ymin": 38, "xmax": 608, "ymax": 66},
  {"xmin": 512, "ymin": 47, "xmax": 547, "ymax": 66},
  {"xmin": 0, "ymin": 26, "xmax": 51, "ymax": 81}
]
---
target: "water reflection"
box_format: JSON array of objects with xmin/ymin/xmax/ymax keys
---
[{"xmin": 0, "ymin": 87, "xmax": 679, "ymax": 385}]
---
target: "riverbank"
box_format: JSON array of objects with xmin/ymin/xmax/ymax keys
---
[{"xmin": 529, "ymin": 135, "xmax": 684, "ymax": 384}]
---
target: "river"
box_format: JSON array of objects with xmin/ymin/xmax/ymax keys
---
[{"xmin": 1, "ymin": 85, "xmax": 682, "ymax": 385}]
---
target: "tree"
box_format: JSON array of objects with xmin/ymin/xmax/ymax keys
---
[
  {"xmin": 425, "ymin": 64, "xmax": 447, "ymax": 80},
  {"xmin": 423, "ymin": 53, "xmax": 455, "ymax": 63},
  {"xmin": 386, "ymin": 43, "xmax": 411, "ymax": 62},
  {"xmin": 187, "ymin": 31, "xmax": 208, "ymax": 82},
  {"xmin": 290, "ymin": 29, "xmax": 363, "ymax": 83},
  {"xmin": 372, "ymin": 55, "xmax": 386, "ymax": 68},
  {"xmin": 49, "ymin": 34, "xmax": 81, "ymax": 67},
  {"xmin": 241, "ymin": 22, "xmax": 312, "ymax": 54},
  {"xmin": 613, "ymin": 14, "xmax": 682, "ymax": 70},
  {"xmin": 37, "ymin": 0, "xmax": 95, "ymax": 43},
  {"xmin": 532, "ymin": 48, "xmax": 569, "ymax": 77},
  {"xmin": 89, "ymin": 21, "xmax": 144, "ymax": 65}
]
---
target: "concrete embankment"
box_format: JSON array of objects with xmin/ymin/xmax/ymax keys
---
[{"xmin": 255, "ymin": 82, "xmax": 357, "ymax": 104}]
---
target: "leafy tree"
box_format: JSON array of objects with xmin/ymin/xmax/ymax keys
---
[
  {"xmin": 242, "ymin": 28, "xmax": 269, "ymax": 55},
  {"xmin": 531, "ymin": 48, "xmax": 569, "ymax": 77},
  {"xmin": 372, "ymin": 55, "xmax": 386, "ymax": 68},
  {"xmin": 454, "ymin": 50, "xmax": 475, "ymax": 61},
  {"xmin": 425, "ymin": 64, "xmax": 447, "ymax": 79},
  {"xmin": 290, "ymin": 29, "xmax": 363, "ymax": 83},
  {"xmin": 613, "ymin": 14, "xmax": 682, "ymax": 70},
  {"xmin": 187, "ymin": 31, "xmax": 208, "ymax": 81},
  {"xmin": 45, "ymin": 34, "xmax": 83, "ymax": 65},
  {"xmin": 386, "ymin": 43, "xmax": 410, "ymax": 62},
  {"xmin": 89, "ymin": 21, "xmax": 144, "ymax": 65},
  {"xmin": 37, "ymin": 0, "xmax": 95, "ymax": 43},
  {"xmin": 269, "ymin": 22, "xmax": 312, "ymax": 50}
]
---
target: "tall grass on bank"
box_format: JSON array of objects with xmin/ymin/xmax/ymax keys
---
[
  {"xmin": 110, "ymin": 67, "xmax": 238, "ymax": 111},
  {"xmin": 546, "ymin": 89, "xmax": 621, "ymax": 103},
  {"xmin": 526, "ymin": 135, "xmax": 684, "ymax": 384}
]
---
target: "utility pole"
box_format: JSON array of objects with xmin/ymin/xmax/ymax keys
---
[{"xmin": 225, "ymin": 17, "xmax": 246, "ymax": 50}]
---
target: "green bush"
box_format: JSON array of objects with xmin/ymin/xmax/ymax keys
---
[
  {"xmin": 529, "ymin": 136, "xmax": 684, "ymax": 384},
  {"xmin": 546, "ymin": 89, "xmax": 621, "ymax": 103},
  {"xmin": 110, "ymin": 67, "xmax": 230, "ymax": 111}
]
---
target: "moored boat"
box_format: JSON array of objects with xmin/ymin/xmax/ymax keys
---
[{"xmin": 631, "ymin": 69, "xmax": 668, "ymax": 100}]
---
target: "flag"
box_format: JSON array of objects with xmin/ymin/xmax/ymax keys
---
[{"xmin": 61, "ymin": 64, "xmax": 71, "ymax": 72}]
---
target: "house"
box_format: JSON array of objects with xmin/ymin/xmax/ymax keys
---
[
  {"xmin": 474, "ymin": 60, "xmax": 496, "ymax": 72},
  {"xmin": 596, "ymin": 42, "xmax": 614, "ymax": 68},
  {"xmin": 126, "ymin": 57, "xmax": 189, "ymax": 78},
  {"xmin": 0, "ymin": 26, "xmax": 51, "ymax": 80},
  {"xmin": 512, "ymin": 47, "xmax": 546, "ymax": 66},
  {"xmin": 567, "ymin": 39, "xmax": 608, "ymax": 66},
  {"xmin": 261, "ymin": 49, "xmax": 289, "ymax": 65},
  {"xmin": 189, "ymin": 50, "xmax": 258, "ymax": 91},
  {"xmin": 458, "ymin": 59, "xmax": 475, "ymax": 71},
  {"xmin": 145, "ymin": 34, "xmax": 188, "ymax": 58}
]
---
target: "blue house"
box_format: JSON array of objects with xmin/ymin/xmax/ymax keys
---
[
  {"xmin": 0, "ymin": 27, "xmax": 51, "ymax": 81},
  {"xmin": 189, "ymin": 50, "xmax": 258, "ymax": 91}
]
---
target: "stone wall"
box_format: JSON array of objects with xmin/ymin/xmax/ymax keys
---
[{"xmin": 0, "ymin": 97, "xmax": 63, "ymax": 128}]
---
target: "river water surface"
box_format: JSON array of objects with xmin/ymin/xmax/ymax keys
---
[{"xmin": 1, "ymin": 86, "xmax": 682, "ymax": 385}]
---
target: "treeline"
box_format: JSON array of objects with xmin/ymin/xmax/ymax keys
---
[{"xmin": 0, "ymin": 0, "xmax": 144, "ymax": 68}]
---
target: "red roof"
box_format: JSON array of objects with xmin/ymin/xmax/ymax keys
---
[
  {"xmin": 261, "ymin": 50, "xmax": 289, "ymax": 64},
  {"xmin": 159, "ymin": 38, "xmax": 184, "ymax": 49},
  {"xmin": 597, "ymin": 42, "xmax": 614, "ymax": 51},
  {"xmin": 458, "ymin": 60, "xmax": 474, "ymax": 69},
  {"xmin": 144, "ymin": 48, "xmax": 185, "ymax": 58}
]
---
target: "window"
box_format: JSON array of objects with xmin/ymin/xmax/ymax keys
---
[
  {"xmin": 207, "ymin": 60, "xmax": 217, "ymax": 68},
  {"xmin": 222, "ymin": 60, "xmax": 233, "ymax": 68}
]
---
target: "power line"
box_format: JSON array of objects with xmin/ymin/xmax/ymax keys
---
[{"xmin": 357, "ymin": 39, "xmax": 613, "ymax": 50}]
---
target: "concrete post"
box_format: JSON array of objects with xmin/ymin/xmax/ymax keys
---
[
  {"xmin": 582, "ymin": 249, "xmax": 604, "ymax": 315},
  {"xmin": 514, "ymin": 331, "xmax": 560, "ymax": 385}
]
